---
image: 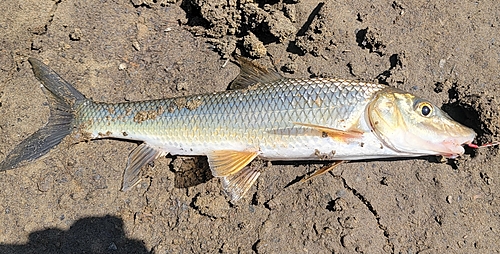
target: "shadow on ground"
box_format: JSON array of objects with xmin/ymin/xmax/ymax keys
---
[{"xmin": 0, "ymin": 215, "xmax": 148, "ymax": 254}]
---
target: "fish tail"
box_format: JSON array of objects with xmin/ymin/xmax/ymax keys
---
[{"xmin": 0, "ymin": 58, "xmax": 88, "ymax": 170}]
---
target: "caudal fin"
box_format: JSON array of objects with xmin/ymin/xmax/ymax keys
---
[{"xmin": 0, "ymin": 58, "xmax": 88, "ymax": 170}]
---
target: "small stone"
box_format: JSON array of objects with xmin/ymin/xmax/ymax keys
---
[
  {"xmin": 380, "ymin": 176, "xmax": 389, "ymax": 186},
  {"xmin": 130, "ymin": 0, "xmax": 143, "ymax": 7},
  {"xmin": 282, "ymin": 62, "xmax": 296, "ymax": 74},
  {"xmin": 69, "ymin": 28, "xmax": 82, "ymax": 41},
  {"xmin": 439, "ymin": 59, "xmax": 446, "ymax": 68},
  {"xmin": 327, "ymin": 197, "xmax": 347, "ymax": 212},
  {"xmin": 37, "ymin": 175, "xmax": 53, "ymax": 192},
  {"xmin": 446, "ymin": 195, "xmax": 452, "ymax": 204},
  {"xmin": 176, "ymin": 82, "xmax": 188, "ymax": 91},
  {"xmin": 171, "ymin": 158, "xmax": 184, "ymax": 172},
  {"xmin": 108, "ymin": 242, "xmax": 117, "ymax": 251},
  {"xmin": 31, "ymin": 39, "xmax": 43, "ymax": 50},
  {"xmin": 132, "ymin": 41, "xmax": 141, "ymax": 51},
  {"xmin": 118, "ymin": 63, "xmax": 127, "ymax": 70}
]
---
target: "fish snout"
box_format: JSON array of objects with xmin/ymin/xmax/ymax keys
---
[{"xmin": 440, "ymin": 131, "xmax": 476, "ymax": 158}]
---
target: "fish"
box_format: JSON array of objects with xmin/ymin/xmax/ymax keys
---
[{"xmin": 0, "ymin": 57, "xmax": 477, "ymax": 201}]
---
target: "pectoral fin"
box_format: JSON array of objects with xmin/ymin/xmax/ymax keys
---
[
  {"xmin": 207, "ymin": 150, "xmax": 260, "ymax": 201},
  {"xmin": 293, "ymin": 122, "xmax": 363, "ymax": 140},
  {"xmin": 121, "ymin": 143, "xmax": 165, "ymax": 191}
]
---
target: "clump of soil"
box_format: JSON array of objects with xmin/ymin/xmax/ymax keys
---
[{"xmin": 181, "ymin": 0, "xmax": 297, "ymax": 57}]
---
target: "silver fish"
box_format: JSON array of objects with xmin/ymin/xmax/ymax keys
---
[{"xmin": 0, "ymin": 57, "xmax": 476, "ymax": 201}]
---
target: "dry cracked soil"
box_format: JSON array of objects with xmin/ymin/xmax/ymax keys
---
[{"xmin": 0, "ymin": 0, "xmax": 499, "ymax": 253}]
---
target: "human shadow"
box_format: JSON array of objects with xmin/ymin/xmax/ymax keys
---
[{"xmin": 0, "ymin": 215, "xmax": 148, "ymax": 254}]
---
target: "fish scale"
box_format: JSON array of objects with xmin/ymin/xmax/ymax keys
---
[
  {"xmin": 0, "ymin": 58, "xmax": 476, "ymax": 201},
  {"xmin": 77, "ymin": 78, "xmax": 386, "ymax": 159}
]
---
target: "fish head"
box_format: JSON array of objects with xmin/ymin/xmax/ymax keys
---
[{"xmin": 367, "ymin": 88, "xmax": 476, "ymax": 158}]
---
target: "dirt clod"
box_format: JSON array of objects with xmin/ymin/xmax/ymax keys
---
[{"xmin": 243, "ymin": 32, "xmax": 267, "ymax": 58}]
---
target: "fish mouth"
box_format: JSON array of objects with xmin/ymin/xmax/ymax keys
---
[
  {"xmin": 440, "ymin": 141, "xmax": 466, "ymax": 159},
  {"xmin": 439, "ymin": 134, "xmax": 476, "ymax": 159}
]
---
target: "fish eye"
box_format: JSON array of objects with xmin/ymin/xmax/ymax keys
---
[{"xmin": 418, "ymin": 102, "xmax": 433, "ymax": 117}]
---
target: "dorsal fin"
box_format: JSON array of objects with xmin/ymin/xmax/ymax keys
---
[{"xmin": 229, "ymin": 56, "xmax": 284, "ymax": 90}]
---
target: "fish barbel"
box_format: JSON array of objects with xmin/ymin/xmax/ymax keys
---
[{"xmin": 0, "ymin": 57, "xmax": 477, "ymax": 201}]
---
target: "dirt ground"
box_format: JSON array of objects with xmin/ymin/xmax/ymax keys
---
[{"xmin": 0, "ymin": 0, "xmax": 499, "ymax": 253}]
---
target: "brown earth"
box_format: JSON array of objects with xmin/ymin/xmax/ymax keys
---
[{"xmin": 0, "ymin": 0, "xmax": 499, "ymax": 253}]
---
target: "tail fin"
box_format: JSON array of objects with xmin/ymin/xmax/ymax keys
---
[{"xmin": 0, "ymin": 58, "xmax": 88, "ymax": 170}]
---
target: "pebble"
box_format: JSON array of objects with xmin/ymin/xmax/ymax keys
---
[{"xmin": 37, "ymin": 175, "xmax": 53, "ymax": 192}]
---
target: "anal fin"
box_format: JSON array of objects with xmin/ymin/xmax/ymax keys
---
[{"xmin": 121, "ymin": 143, "xmax": 165, "ymax": 191}]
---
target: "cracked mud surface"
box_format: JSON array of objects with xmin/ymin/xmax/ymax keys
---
[{"xmin": 0, "ymin": 0, "xmax": 499, "ymax": 253}]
